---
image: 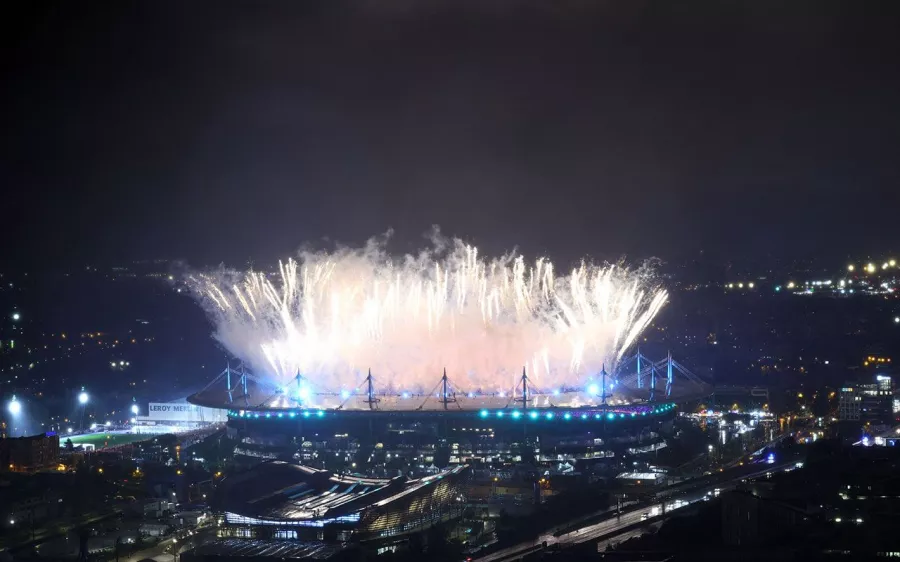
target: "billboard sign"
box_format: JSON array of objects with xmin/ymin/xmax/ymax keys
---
[{"xmin": 146, "ymin": 402, "xmax": 225, "ymax": 423}]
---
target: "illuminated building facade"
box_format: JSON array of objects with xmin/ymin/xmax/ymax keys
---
[
  {"xmin": 214, "ymin": 462, "xmax": 468, "ymax": 542},
  {"xmin": 840, "ymin": 374, "xmax": 894, "ymax": 424}
]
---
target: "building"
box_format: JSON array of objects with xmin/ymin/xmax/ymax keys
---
[
  {"xmin": 720, "ymin": 490, "xmax": 811, "ymax": 547},
  {"xmin": 0, "ymin": 432, "xmax": 60, "ymax": 472},
  {"xmin": 839, "ymin": 375, "xmax": 893, "ymax": 425},
  {"xmin": 133, "ymin": 402, "xmax": 226, "ymax": 432},
  {"xmin": 214, "ymin": 461, "xmax": 468, "ymax": 542}
]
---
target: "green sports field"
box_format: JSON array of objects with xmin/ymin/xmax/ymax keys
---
[{"xmin": 63, "ymin": 432, "xmax": 154, "ymax": 448}]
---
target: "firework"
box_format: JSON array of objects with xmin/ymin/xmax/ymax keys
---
[{"xmin": 191, "ymin": 235, "xmax": 666, "ymax": 395}]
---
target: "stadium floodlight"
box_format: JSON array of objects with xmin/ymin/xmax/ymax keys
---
[
  {"xmin": 131, "ymin": 404, "xmax": 139, "ymax": 415},
  {"xmin": 8, "ymin": 396, "xmax": 21, "ymax": 415},
  {"xmin": 78, "ymin": 391, "xmax": 89, "ymax": 405}
]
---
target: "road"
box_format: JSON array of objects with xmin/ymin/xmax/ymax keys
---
[{"xmin": 474, "ymin": 460, "xmax": 800, "ymax": 562}]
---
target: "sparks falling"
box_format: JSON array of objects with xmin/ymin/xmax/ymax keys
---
[{"xmin": 191, "ymin": 235, "xmax": 667, "ymax": 394}]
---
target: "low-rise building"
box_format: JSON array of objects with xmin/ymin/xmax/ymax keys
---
[{"xmin": 0, "ymin": 432, "xmax": 60, "ymax": 472}]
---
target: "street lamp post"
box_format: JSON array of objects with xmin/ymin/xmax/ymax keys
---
[
  {"xmin": 78, "ymin": 390, "xmax": 89, "ymax": 431},
  {"xmin": 8, "ymin": 396, "xmax": 22, "ymax": 436}
]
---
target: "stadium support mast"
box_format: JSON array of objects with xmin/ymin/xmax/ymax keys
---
[
  {"xmin": 517, "ymin": 367, "xmax": 531, "ymax": 411},
  {"xmin": 600, "ymin": 364, "xmax": 610, "ymax": 405},
  {"xmin": 364, "ymin": 369, "xmax": 380, "ymax": 410},
  {"xmin": 440, "ymin": 368, "xmax": 458, "ymax": 410}
]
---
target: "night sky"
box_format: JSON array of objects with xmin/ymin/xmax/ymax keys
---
[{"xmin": 3, "ymin": 1, "xmax": 899, "ymax": 270}]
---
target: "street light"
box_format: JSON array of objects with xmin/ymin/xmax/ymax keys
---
[
  {"xmin": 8, "ymin": 396, "xmax": 21, "ymax": 415},
  {"xmin": 78, "ymin": 390, "xmax": 89, "ymax": 431}
]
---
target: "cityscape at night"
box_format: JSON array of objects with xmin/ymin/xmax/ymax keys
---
[{"xmin": 3, "ymin": 1, "xmax": 900, "ymax": 561}]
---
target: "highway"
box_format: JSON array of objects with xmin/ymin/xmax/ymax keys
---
[{"xmin": 474, "ymin": 459, "xmax": 801, "ymax": 562}]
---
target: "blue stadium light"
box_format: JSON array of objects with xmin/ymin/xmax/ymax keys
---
[
  {"xmin": 553, "ymin": 389, "xmax": 561, "ymax": 396},
  {"xmin": 265, "ymin": 413, "xmax": 271, "ymax": 418},
  {"xmin": 302, "ymin": 411, "xmax": 310, "ymax": 418},
  {"xmin": 254, "ymin": 413, "xmax": 260, "ymax": 418},
  {"xmin": 545, "ymin": 412, "xmax": 554, "ymax": 420},
  {"xmin": 511, "ymin": 411, "xmax": 521, "ymax": 419},
  {"xmin": 580, "ymin": 413, "xmax": 588, "ymax": 420},
  {"xmin": 641, "ymin": 411, "xmax": 647, "ymax": 416},
  {"xmin": 479, "ymin": 410, "xmax": 489, "ymax": 418},
  {"xmin": 277, "ymin": 412, "xmax": 283, "ymax": 418},
  {"xmin": 606, "ymin": 413, "xmax": 615, "ymax": 420},
  {"xmin": 618, "ymin": 413, "xmax": 625, "ymax": 418},
  {"xmin": 340, "ymin": 390, "xmax": 350, "ymax": 399},
  {"xmin": 587, "ymin": 383, "xmax": 600, "ymax": 396},
  {"xmin": 563, "ymin": 413, "xmax": 571, "ymax": 420},
  {"xmin": 529, "ymin": 411, "xmax": 539, "ymax": 420},
  {"xmin": 289, "ymin": 412, "xmax": 296, "ymax": 418},
  {"xmin": 317, "ymin": 410, "xmax": 325, "ymax": 418},
  {"xmin": 496, "ymin": 411, "xmax": 504, "ymax": 418},
  {"xmin": 630, "ymin": 412, "xmax": 636, "ymax": 417},
  {"xmin": 594, "ymin": 413, "xmax": 601, "ymax": 419},
  {"xmin": 402, "ymin": 392, "xmax": 410, "ymax": 399}
]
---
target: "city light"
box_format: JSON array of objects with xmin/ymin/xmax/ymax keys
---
[
  {"xmin": 895, "ymin": 317, "xmax": 899, "ymax": 324},
  {"xmin": 866, "ymin": 263, "xmax": 876, "ymax": 274},
  {"xmin": 8, "ymin": 396, "xmax": 21, "ymax": 415},
  {"xmin": 78, "ymin": 391, "xmax": 89, "ymax": 404},
  {"xmin": 131, "ymin": 404, "xmax": 139, "ymax": 415},
  {"xmin": 587, "ymin": 383, "xmax": 600, "ymax": 396},
  {"xmin": 11, "ymin": 312, "xmax": 20, "ymax": 321},
  {"xmin": 848, "ymin": 264, "xmax": 855, "ymax": 272}
]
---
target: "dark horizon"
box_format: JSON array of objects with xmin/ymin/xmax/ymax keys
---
[{"xmin": 3, "ymin": 1, "xmax": 899, "ymax": 270}]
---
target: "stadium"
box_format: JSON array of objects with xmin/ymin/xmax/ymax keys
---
[
  {"xmin": 189, "ymin": 351, "xmax": 707, "ymax": 548},
  {"xmin": 182, "ymin": 239, "xmax": 713, "ymax": 549},
  {"xmin": 188, "ymin": 350, "xmax": 708, "ymax": 466}
]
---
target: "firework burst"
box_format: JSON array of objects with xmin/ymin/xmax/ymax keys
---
[{"xmin": 191, "ymin": 234, "xmax": 666, "ymax": 395}]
